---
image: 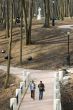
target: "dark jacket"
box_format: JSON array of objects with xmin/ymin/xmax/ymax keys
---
[{"xmin": 38, "ymin": 83, "xmax": 45, "ymax": 91}]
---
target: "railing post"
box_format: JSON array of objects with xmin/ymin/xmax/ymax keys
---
[
  {"xmin": 10, "ymin": 71, "xmax": 31, "ymax": 110},
  {"xmin": 58, "ymin": 69, "xmax": 64, "ymax": 82},
  {"xmin": 53, "ymin": 72, "xmax": 62, "ymax": 110},
  {"xmin": 16, "ymin": 89, "xmax": 21, "ymax": 105},
  {"xmin": 20, "ymin": 82, "xmax": 25, "ymax": 94},
  {"xmin": 10, "ymin": 98, "xmax": 17, "ymax": 110}
]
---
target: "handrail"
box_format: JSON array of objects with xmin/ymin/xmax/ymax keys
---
[
  {"xmin": 53, "ymin": 69, "xmax": 65, "ymax": 110},
  {"xmin": 10, "ymin": 71, "xmax": 30, "ymax": 110}
]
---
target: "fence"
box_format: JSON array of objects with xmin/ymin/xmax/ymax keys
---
[
  {"xmin": 53, "ymin": 69, "xmax": 67, "ymax": 110},
  {"xmin": 10, "ymin": 71, "xmax": 30, "ymax": 110}
]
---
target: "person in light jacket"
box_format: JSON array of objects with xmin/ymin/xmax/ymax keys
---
[{"xmin": 30, "ymin": 80, "xmax": 36, "ymax": 100}]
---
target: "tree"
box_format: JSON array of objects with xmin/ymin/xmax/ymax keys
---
[
  {"xmin": 69, "ymin": 0, "xmax": 73, "ymax": 17},
  {"xmin": 60, "ymin": 0, "xmax": 64, "ymax": 20},
  {"xmin": 5, "ymin": 0, "xmax": 13, "ymax": 88},
  {"xmin": 44, "ymin": 0, "xmax": 50, "ymax": 28},
  {"xmin": 20, "ymin": 0, "xmax": 23, "ymax": 64},
  {"xmin": 5, "ymin": 0, "xmax": 9, "ymax": 38},
  {"xmin": 22, "ymin": 0, "xmax": 33, "ymax": 45}
]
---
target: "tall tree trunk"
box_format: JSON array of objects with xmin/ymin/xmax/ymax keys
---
[
  {"xmin": 6, "ymin": 0, "xmax": 9, "ymax": 38},
  {"xmin": 70, "ymin": 0, "xmax": 73, "ymax": 18},
  {"xmin": 44, "ymin": 0, "xmax": 50, "ymax": 28},
  {"xmin": 28, "ymin": 0, "xmax": 33, "ymax": 44},
  {"xmin": 60, "ymin": 0, "xmax": 64, "ymax": 20},
  {"xmin": 20, "ymin": 0, "xmax": 23, "ymax": 64},
  {"xmin": 5, "ymin": 0, "xmax": 13, "ymax": 88},
  {"xmin": 22, "ymin": 0, "xmax": 33, "ymax": 45},
  {"xmin": 22, "ymin": 0, "xmax": 28, "ymax": 45}
]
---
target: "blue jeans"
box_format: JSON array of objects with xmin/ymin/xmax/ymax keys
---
[{"xmin": 39, "ymin": 91, "xmax": 43, "ymax": 100}]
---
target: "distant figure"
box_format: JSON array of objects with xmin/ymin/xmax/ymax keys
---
[
  {"xmin": 37, "ymin": 7, "xmax": 41, "ymax": 20},
  {"xmin": 30, "ymin": 80, "xmax": 36, "ymax": 100},
  {"xmin": 15, "ymin": 17, "xmax": 20, "ymax": 24},
  {"xmin": 38, "ymin": 81, "xmax": 45, "ymax": 100}
]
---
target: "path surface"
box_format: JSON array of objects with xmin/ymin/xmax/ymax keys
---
[
  {"xmin": 58, "ymin": 24, "xmax": 73, "ymax": 29},
  {"xmin": 1, "ymin": 65, "xmax": 73, "ymax": 110},
  {"xmin": 19, "ymin": 70, "xmax": 57, "ymax": 110},
  {"xmin": 0, "ymin": 65, "xmax": 57, "ymax": 110}
]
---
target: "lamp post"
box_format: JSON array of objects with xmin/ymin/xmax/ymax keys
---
[
  {"xmin": 67, "ymin": 32, "xmax": 70, "ymax": 66},
  {"xmin": 52, "ymin": 0, "xmax": 55, "ymax": 26}
]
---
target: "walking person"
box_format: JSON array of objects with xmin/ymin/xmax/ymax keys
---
[
  {"xmin": 38, "ymin": 81, "xmax": 45, "ymax": 100},
  {"xmin": 30, "ymin": 80, "xmax": 36, "ymax": 100}
]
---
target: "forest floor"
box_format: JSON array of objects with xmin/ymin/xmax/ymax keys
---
[
  {"xmin": 0, "ymin": 69, "xmax": 21, "ymax": 110},
  {"xmin": 0, "ymin": 17, "xmax": 73, "ymax": 110},
  {"xmin": 61, "ymin": 73, "xmax": 73, "ymax": 110},
  {"xmin": 0, "ymin": 18, "xmax": 73, "ymax": 70}
]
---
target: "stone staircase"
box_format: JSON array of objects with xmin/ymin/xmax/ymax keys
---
[{"xmin": 0, "ymin": 65, "xmax": 57, "ymax": 110}]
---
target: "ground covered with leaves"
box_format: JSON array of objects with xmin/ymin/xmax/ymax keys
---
[
  {"xmin": 0, "ymin": 69, "xmax": 20, "ymax": 110},
  {"xmin": 61, "ymin": 73, "xmax": 73, "ymax": 110},
  {"xmin": 0, "ymin": 18, "xmax": 73, "ymax": 70}
]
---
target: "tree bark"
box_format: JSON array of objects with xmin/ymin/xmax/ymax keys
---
[
  {"xmin": 28, "ymin": 0, "xmax": 33, "ymax": 44},
  {"xmin": 60, "ymin": 0, "xmax": 64, "ymax": 20},
  {"xmin": 6, "ymin": 0, "xmax": 9, "ymax": 38},
  {"xmin": 5, "ymin": 0, "xmax": 13, "ymax": 88},
  {"xmin": 22, "ymin": 0, "xmax": 33, "ymax": 45},
  {"xmin": 22, "ymin": 0, "xmax": 28, "ymax": 45},
  {"xmin": 44, "ymin": 0, "xmax": 50, "ymax": 28},
  {"xmin": 20, "ymin": 0, "xmax": 23, "ymax": 64}
]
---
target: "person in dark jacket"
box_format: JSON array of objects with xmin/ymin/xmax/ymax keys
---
[{"xmin": 38, "ymin": 81, "xmax": 45, "ymax": 100}]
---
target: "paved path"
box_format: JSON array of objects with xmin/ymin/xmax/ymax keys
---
[
  {"xmin": 0, "ymin": 65, "xmax": 58, "ymax": 110},
  {"xmin": 2, "ymin": 65, "xmax": 73, "ymax": 110},
  {"xmin": 19, "ymin": 70, "xmax": 57, "ymax": 110},
  {"xmin": 1, "ymin": 65, "xmax": 73, "ymax": 110},
  {"xmin": 58, "ymin": 24, "xmax": 73, "ymax": 29}
]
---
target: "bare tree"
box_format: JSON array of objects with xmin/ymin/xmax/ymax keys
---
[
  {"xmin": 44, "ymin": 0, "xmax": 50, "ymax": 28},
  {"xmin": 60, "ymin": 0, "xmax": 64, "ymax": 20},
  {"xmin": 5, "ymin": 0, "xmax": 9, "ymax": 38},
  {"xmin": 20, "ymin": 0, "xmax": 23, "ymax": 64},
  {"xmin": 5, "ymin": 0, "xmax": 13, "ymax": 88},
  {"xmin": 22, "ymin": 0, "xmax": 33, "ymax": 45}
]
